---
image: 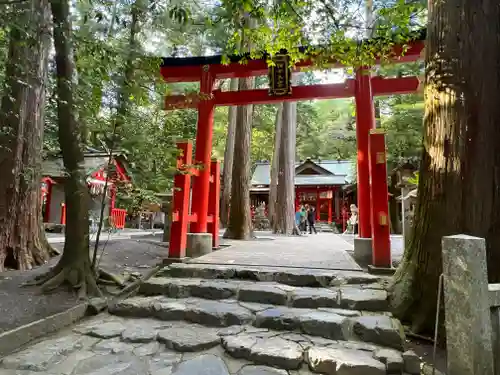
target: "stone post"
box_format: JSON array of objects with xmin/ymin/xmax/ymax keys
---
[
  {"xmin": 442, "ymin": 235, "xmax": 494, "ymax": 375},
  {"xmin": 401, "ymin": 187, "xmax": 411, "ymax": 246},
  {"xmin": 161, "ymin": 195, "xmax": 173, "ymax": 243}
]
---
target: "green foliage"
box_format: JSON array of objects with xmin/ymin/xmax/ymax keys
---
[
  {"xmin": 0, "ymin": 0, "xmax": 427, "ymax": 214},
  {"xmin": 215, "ymin": 0, "xmax": 425, "ymax": 69},
  {"xmin": 407, "ymin": 171, "xmax": 419, "ymax": 186},
  {"xmin": 379, "ymin": 62, "xmax": 424, "ymax": 168}
]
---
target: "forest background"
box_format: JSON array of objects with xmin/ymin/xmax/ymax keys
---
[{"xmin": 0, "ymin": 0, "xmax": 424, "ymax": 215}]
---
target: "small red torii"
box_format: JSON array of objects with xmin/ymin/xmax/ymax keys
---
[{"xmin": 162, "ymin": 34, "xmax": 425, "ymax": 269}]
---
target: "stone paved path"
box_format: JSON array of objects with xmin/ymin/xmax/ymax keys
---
[
  {"xmin": 47, "ymin": 229, "xmax": 161, "ymax": 244},
  {"xmin": 197, "ymin": 233, "xmax": 361, "ymax": 271},
  {"xmin": 0, "ymin": 260, "xmax": 423, "ymax": 374}
]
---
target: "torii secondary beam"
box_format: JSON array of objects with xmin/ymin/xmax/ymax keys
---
[{"xmin": 164, "ymin": 76, "xmax": 420, "ymax": 110}]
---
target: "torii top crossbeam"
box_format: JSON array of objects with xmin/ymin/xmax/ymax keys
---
[{"xmin": 160, "ymin": 31, "xmax": 425, "ymax": 83}]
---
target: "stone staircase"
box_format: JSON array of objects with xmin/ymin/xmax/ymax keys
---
[
  {"xmin": 316, "ymin": 222, "xmax": 338, "ymax": 233},
  {"xmin": 0, "ymin": 263, "xmax": 421, "ymax": 374},
  {"xmin": 98, "ymin": 263, "xmax": 421, "ymax": 375}
]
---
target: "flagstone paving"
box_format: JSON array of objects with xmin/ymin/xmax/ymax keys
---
[
  {"xmin": 0, "ymin": 234, "xmax": 422, "ymax": 374},
  {"xmin": 193, "ymin": 233, "xmax": 360, "ymax": 271}
]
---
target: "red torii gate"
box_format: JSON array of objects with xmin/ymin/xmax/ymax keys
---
[{"xmin": 161, "ymin": 36, "xmax": 424, "ymax": 269}]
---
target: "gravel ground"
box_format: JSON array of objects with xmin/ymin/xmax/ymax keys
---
[{"xmin": 0, "ymin": 237, "xmax": 167, "ymax": 334}]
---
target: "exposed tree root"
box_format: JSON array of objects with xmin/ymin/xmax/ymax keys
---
[
  {"xmin": 21, "ymin": 260, "xmax": 102, "ymax": 300},
  {"xmin": 98, "ymin": 268, "xmax": 127, "ymax": 287},
  {"xmin": 405, "ymin": 328, "xmax": 435, "ymax": 344},
  {"xmin": 87, "ymin": 297, "xmax": 108, "ymax": 315},
  {"xmin": 110, "ymin": 265, "xmax": 161, "ymax": 302},
  {"xmin": 21, "ymin": 263, "xmax": 63, "ymax": 286},
  {"xmin": 49, "ymin": 246, "xmax": 61, "ymax": 256},
  {"xmin": 22, "ymin": 260, "xmax": 160, "ymax": 304},
  {"xmin": 39, "ymin": 265, "xmax": 102, "ymax": 300}
]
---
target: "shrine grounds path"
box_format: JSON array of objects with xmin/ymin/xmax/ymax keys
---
[{"xmin": 197, "ymin": 232, "xmax": 361, "ymax": 271}]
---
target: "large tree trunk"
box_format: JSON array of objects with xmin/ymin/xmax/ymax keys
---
[
  {"xmin": 41, "ymin": 0, "xmax": 99, "ymax": 297},
  {"xmin": 0, "ymin": 0, "xmax": 53, "ymax": 271},
  {"xmin": 274, "ymin": 99, "xmax": 297, "ymax": 234},
  {"xmin": 223, "ymin": 19, "xmax": 255, "ymax": 240},
  {"xmin": 390, "ymin": 0, "xmax": 500, "ymax": 334},
  {"xmin": 223, "ymin": 76, "xmax": 254, "ymax": 239},
  {"xmin": 268, "ymin": 104, "xmax": 283, "ymax": 229},
  {"xmin": 220, "ymin": 78, "xmax": 239, "ymax": 227}
]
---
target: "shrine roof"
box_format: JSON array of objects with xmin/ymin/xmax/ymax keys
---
[
  {"xmin": 161, "ymin": 28, "xmax": 426, "ymax": 68},
  {"xmin": 42, "ymin": 151, "xmax": 130, "ymax": 180},
  {"xmin": 251, "ymin": 159, "xmax": 354, "ymax": 186}
]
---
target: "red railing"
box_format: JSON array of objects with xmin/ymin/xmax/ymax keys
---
[{"xmin": 111, "ymin": 208, "xmax": 127, "ymax": 229}]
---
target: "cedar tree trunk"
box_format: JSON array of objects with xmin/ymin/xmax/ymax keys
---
[
  {"xmin": 390, "ymin": 0, "xmax": 500, "ymax": 334},
  {"xmin": 44, "ymin": 0, "xmax": 100, "ymax": 297},
  {"xmin": 220, "ymin": 78, "xmax": 239, "ymax": 227},
  {"xmin": 0, "ymin": 0, "xmax": 53, "ymax": 271},
  {"xmin": 274, "ymin": 98, "xmax": 297, "ymax": 234},
  {"xmin": 223, "ymin": 19, "xmax": 255, "ymax": 240},
  {"xmin": 268, "ymin": 103, "xmax": 283, "ymax": 229},
  {"xmin": 223, "ymin": 75, "xmax": 254, "ymax": 239}
]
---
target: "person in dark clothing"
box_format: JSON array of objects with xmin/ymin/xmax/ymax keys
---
[{"xmin": 307, "ymin": 207, "xmax": 317, "ymax": 234}]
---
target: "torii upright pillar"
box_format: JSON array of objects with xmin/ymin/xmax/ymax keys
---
[
  {"xmin": 353, "ymin": 67, "xmax": 376, "ymax": 264},
  {"xmin": 190, "ymin": 67, "xmax": 215, "ymax": 234},
  {"xmin": 368, "ymin": 130, "xmax": 391, "ymax": 269},
  {"xmin": 354, "ymin": 68, "xmax": 375, "ymax": 238}
]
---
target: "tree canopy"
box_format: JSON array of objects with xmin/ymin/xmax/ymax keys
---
[{"xmin": 0, "ymin": 0, "xmax": 423, "ymax": 213}]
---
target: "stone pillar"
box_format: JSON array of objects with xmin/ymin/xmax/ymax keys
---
[
  {"xmin": 401, "ymin": 187, "xmax": 411, "ymax": 246},
  {"xmin": 353, "ymin": 238, "xmax": 372, "ymax": 265},
  {"xmin": 442, "ymin": 235, "xmax": 494, "ymax": 375},
  {"xmin": 161, "ymin": 195, "xmax": 173, "ymax": 243},
  {"xmin": 186, "ymin": 233, "xmax": 212, "ymax": 258}
]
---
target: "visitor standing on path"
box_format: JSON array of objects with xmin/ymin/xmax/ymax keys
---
[
  {"xmin": 299, "ymin": 205, "xmax": 307, "ymax": 234},
  {"xmin": 293, "ymin": 207, "xmax": 303, "ymax": 235},
  {"xmin": 307, "ymin": 206, "xmax": 317, "ymax": 234}
]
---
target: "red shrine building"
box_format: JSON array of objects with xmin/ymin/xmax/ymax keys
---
[
  {"xmin": 40, "ymin": 149, "xmax": 130, "ymax": 229},
  {"xmin": 250, "ymin": 158, "xmax": 355, "ymax": 225}
]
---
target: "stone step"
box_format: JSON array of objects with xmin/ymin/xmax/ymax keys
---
[
  {"xmin": 108, "ymin": 296, "xmax": 404, "ymax": 351},
  {"xmin": 140, "ymin": 277, "xmax": 389, "ymax": 312},
  {"xmin": 0, "ymin": 313, "xmax": 421, "ymax": 375},
  {"xmin": 162, "ymin": 263, "xmax": 381, "ymax": 287}
]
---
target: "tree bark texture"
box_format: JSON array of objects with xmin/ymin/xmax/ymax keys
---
[
  {"xmin": 46, "ymin": 0, "xmax": 100, "ymax": 297},
  {"xmin": 390, "ymin": 0, "xmax": 500, "ymax": 334},
  {"xmin": 0, "ymin": 0, "xmax": 52, "ymax": 271},
  {"xmin": 220, "ymin": 78, "xmax": 239, "ymax": 227},
  {"xmin": 223, "ymin": 75, "xmax": 254, "ymax": 239},
  {"xmin": 223, "ymin": 19, "xmax": 255, "ymax": 240},
  {"xmin": 274, "ymin": 98, "xmax": 297, "ymax": 235},
  {"xmin": 268, "ymin": 103, "xmax": 283, "ymax": 229}
]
